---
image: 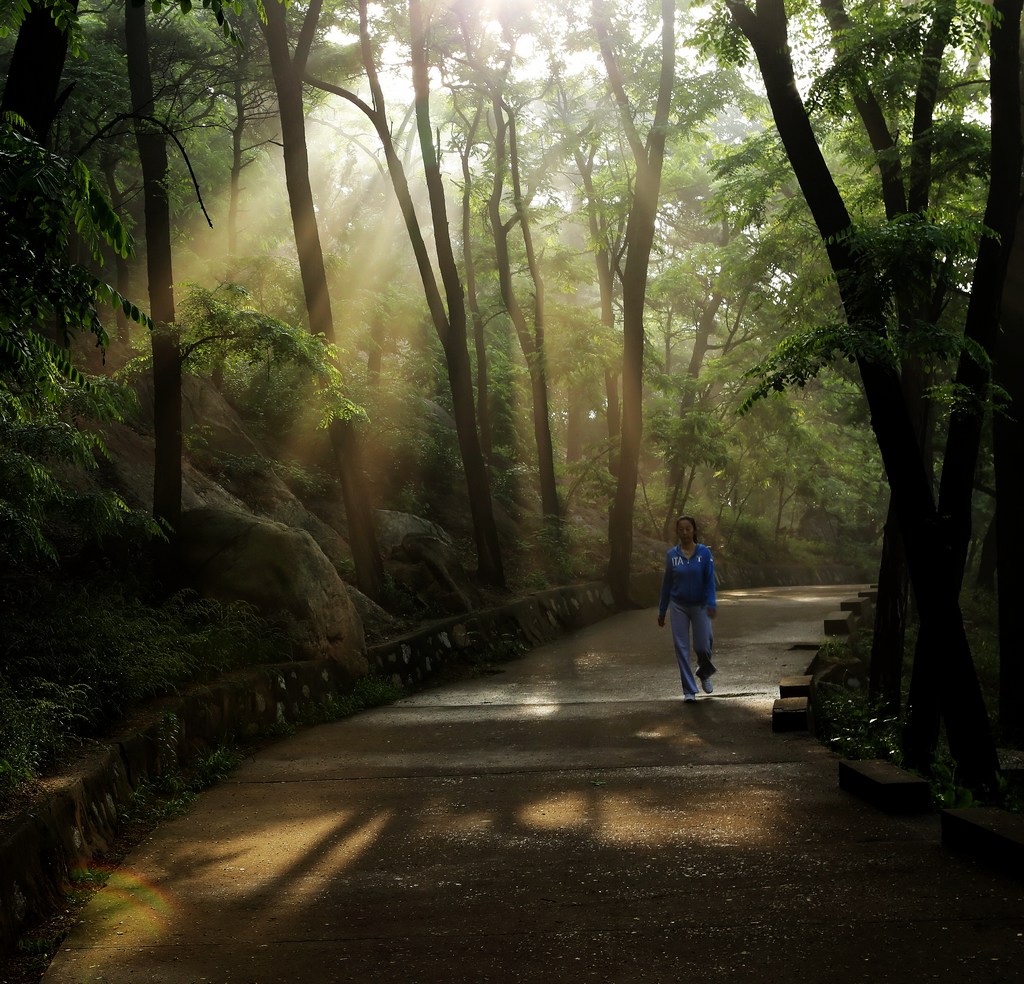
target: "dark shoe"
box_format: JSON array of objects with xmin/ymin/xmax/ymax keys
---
[
  {"xmin": 683, "ymin": 692, "xmax": 697, "ymax": 702},
  {"xmin": 700, "ymin": 676, "xmax": 713, "ymax": 694}
]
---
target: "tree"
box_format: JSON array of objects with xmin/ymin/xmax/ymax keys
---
[
  {"xmin": 464, "ymin": 17, "xmax": 561, "ymax": 524},
  {"xmin": 994, "ymin": 167, "xmax": 1024, "ymax": 744},
  {"xmin": 1, "ymin": 0, "xmax": 81, "ymax": 143},
  {"xmin": 723, "ymin": 0, "xmax": 1021, "ymax": 788},
  {"xmin": 308, "ymin": 0, "xmax": 506, "ymax": 587},
  {"xmin": 126, "ymin": 0, "xmax": 182, "ymax": 543},
  {"xmin": 260, "ymin": 0, "xmax": 386, "ymax": 601},
  {"xmin": 555, "ymin": 80, "xmax": 626, "ymax": 475},
  {"xmin": 593, "ymin": 0, "xmax": 676, "ymax": 606}
]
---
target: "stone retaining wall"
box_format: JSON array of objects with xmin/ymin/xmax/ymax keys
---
[{"xmin": 368, "ymin": 574, "xmax": 663, "ymax": 688}]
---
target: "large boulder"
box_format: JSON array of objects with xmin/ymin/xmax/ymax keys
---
[
  {"xmin": 178, "ymin": 508, "xmax": 367, "ymax": 677},
  {"xmin": 127, "ymin": 373, "xmax": 354, "ymax": 572},
  {"xmin": 131, "ymin": 373, "xmax": 261, "ymax": 459}
]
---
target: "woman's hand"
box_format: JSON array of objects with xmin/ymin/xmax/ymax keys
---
[
  {"xmin": 708, "ymin": 607, "xmax": 717, "ymax": 620},
  {"xmin": 657, "ymin": 615, "xmax": 665, "ymax": 627}
]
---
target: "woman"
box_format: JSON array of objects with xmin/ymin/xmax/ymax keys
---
[{"xmin": 657, "ymin": 515, "xmax": 717, "ymax": 701}]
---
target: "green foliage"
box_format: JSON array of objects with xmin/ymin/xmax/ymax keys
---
[
  {"xmin": 0, "ymin": 378, "xmax": 161, "ymax": 567},
  {"xmin": 148, "ymin": 0, "xmax": 245, "ymax": 43},
  {"xmin": 1, "ymin": 0, "xmax": 83, "ymax": 53},
  {"xmin": 739, "ymin": 205, "xmax": 995, "ymax": 413},
  {"xmin": 171, "ymin": 282, "xmax": 364, "ymax": 435},
  {"xmin": 118, "ymin": 741, "xmax": 247, "ymax": 826},
  {"xmin": 202, "ymin": 451, "xmax": 332, "ymax": 498},
  {"xmin": 928, "ymin": 757, "xmax": 978, "ymax": 809},
  {"xmin": 694, "ymin": 4, "xmax": 751, "ymax": 68},
  {"xmin": 1, "ymin": 120, "xmax": 144, "ymax": 361},
  {"xmin": 514, "ymin": 520, "xmax": 589, "ymax": 589},
  {"xmin": 0, "ymin": 118, "xmax": 158, "ymax": 568},
  {"xmin": 0, "ymin": 582, "xmax": 284, "ymax": 803},
  {"xmin": 813, "ymin": 683, "xmax": 903, "ymax": 762}
]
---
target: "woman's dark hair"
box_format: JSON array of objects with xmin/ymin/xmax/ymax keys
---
[{"xmin": 676, "ymin": 515, "xmax": 698, "ymax": 538}]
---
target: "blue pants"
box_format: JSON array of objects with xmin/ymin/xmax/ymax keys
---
[{"xmin": 669, "ymin": 600, "xmax": 716, "ymax": 695}]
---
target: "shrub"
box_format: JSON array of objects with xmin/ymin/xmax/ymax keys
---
[{"xmin": 0, "ymin": 580, "xmax": 283, "ymax": 803}]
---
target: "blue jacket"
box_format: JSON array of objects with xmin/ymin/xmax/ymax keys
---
[{"xmin": 659, "ymin": 543, "xmax": 716, "ymax": 617}]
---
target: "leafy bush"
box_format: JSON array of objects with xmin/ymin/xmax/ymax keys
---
[
  {"xmin": 1, "ymin": 378, "xmax": 160, "ymax": 568},
  {"xmin": 0, "ymin": 581, "xmax": 283, "ymax": 803}
]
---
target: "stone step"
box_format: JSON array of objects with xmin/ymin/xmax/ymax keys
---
[
  {"xmin": 941, "ymin": 807, "xmax": 1024, "ymax": 876},
  {"xmin": 838, "ymin": 759, "xmax": 932, "ymax": 814},
  {"xmin": 779, "ymin": 675, "xmax": 812, "ymax": 698},
  {"xmin": 824, "ymin": 610, "xmax": 855, "ymax": 636},
  {"xmin": 772, "ymin": 696, "xmax": 808, "ymax": 732}
]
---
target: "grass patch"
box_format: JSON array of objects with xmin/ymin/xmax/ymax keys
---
[{"xmin": 119, "ymin": 739, "xmax": 248, "ymax": 827}]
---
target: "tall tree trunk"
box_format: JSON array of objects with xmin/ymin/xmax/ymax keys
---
[
  {"xmin": 572, "ymin": 142, "xmax": 621, "ymax": 476},
  {"xmin": 662, "ymin": 290, "xmax": 724, "ymax": 539},
  {"xmin": 594, "ymin": 0, "xmax": 675, "ymax": 607},
  {"xmin": 565, "ymin": 401, "xmax": 583, "ymax": 464},
  {"xmin": 487, "ymin": 99, "xmax": 559, "ymax": 523},
  {"xmin": 605, "ymin": 369, "xmax": 620, "ymax": 475},
  {"xmin": 125, "ymin": 0, "xmax": 182, "ymax": 546},
  {"xmin": 508, "ymin": 112, "xmax": 559, "ymax": 524},
  {"xmin": 228, "ymin": 76, "xmax": 245, "ymax": 259},
  {"xmin": 905, "ymin": 0, "xmax": 1021, "ymax": 773},
  {"xmin": 995, "ymin": 196, "xmax": 1024, "ymax": 744},
  {"xmin": 459, "ymin": 105, "xmax": 493, "ymax": 462},
  {"xmin": 868, "ymin": 501, "xmax": 909, "ymax": 714},
  {"xmin": 973, "ymin": 511, "xmax": 996, "ymax": 592},
  {"xmin": 2, "ymin": 0, "xmax": 79, "ymax": 142},
  {"xmin": 311, "ymin": 0, "xmax": 505, "ymax": 586},
  {"xmin": 412, "ymin": 53, "xmax": 505, "ymax": 580},
  {"xmin": 373, "ymin": 0, "xmax": 505, "ymax": 585},
  {"xmin": 261, "ymin": 0, "xmax": 385, "ymax": 602},
  {"xmin": 823, "ymin": 0, "xmax": 951, "ymax": 727}
]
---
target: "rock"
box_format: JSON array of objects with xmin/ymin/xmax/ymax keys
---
[
  {"xmin": 214, "ymin": 463, "xmax": 352, "ymax": 573},
  {"xmin": 130, "ymin": 373, "xmax": 261, "ymax": 459},
  {"xmin": 136, "ymin": 374, "xmax": 354, "ymax": 573},
  {"xmin": 95, "ymin": 421, "xmax": 249, "ymax": 514},
  {"xmin": 376, "ymin": 509, "xmax": 453, "ymax": 553},
  {"xmin": 177, "ymin": 508, "xmax": 367, "ymax": 676},
  {"xmin": 807, "ymin": 651, "xmax": 867, "ymax": 691},
  {"xmin": 344, "ymin": 584, "xmax": 405, "ymax": 645},
  {"xmin": 400, "ymin": 533, "xmax": 478, "ymax": 611}
]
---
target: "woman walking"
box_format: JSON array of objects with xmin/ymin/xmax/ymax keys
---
[{"xmin": 657, "ymin": 516, "xmax": 717, "ymax": 701}]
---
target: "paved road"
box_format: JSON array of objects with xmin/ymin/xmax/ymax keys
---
[{"xmin": 42, "ymin": 586, "xmax": 1024, "ymax": 983}]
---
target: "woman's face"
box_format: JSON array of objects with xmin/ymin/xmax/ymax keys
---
[{"xmin": 676, "ymin": 519, "xmax": 695, "ymax": 542}]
